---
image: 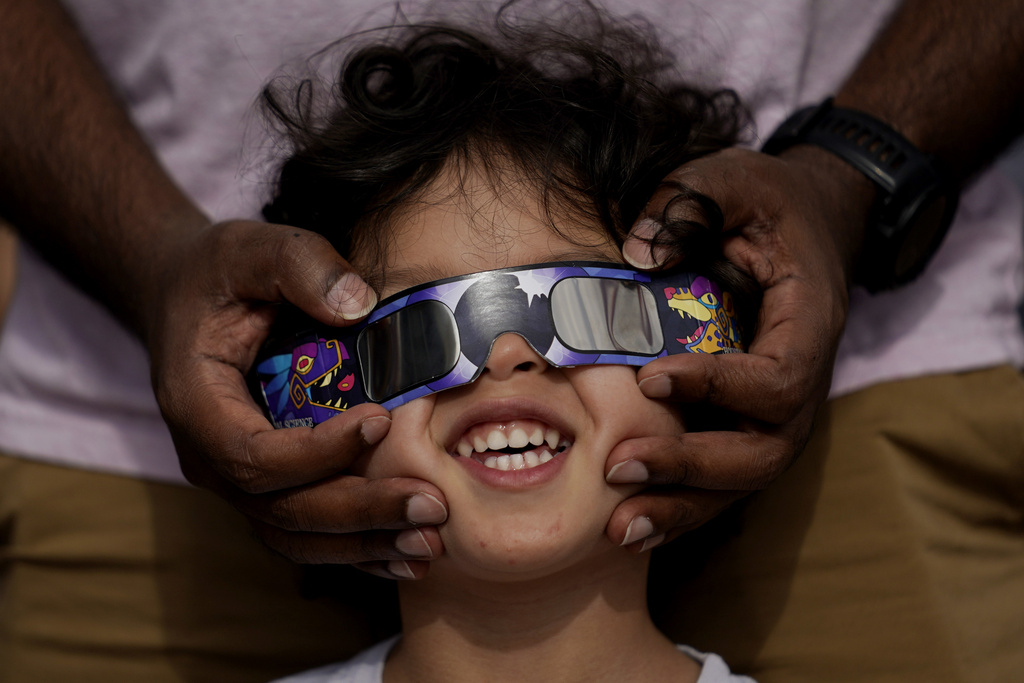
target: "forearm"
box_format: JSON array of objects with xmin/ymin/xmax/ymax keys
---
[
  {"xmin": 0, "ymin": 0, "xmax": 208, "ymax": 339},
  {"xmin": 836, "ymin": 0, "xmax": 1024, "ymax": 185}
]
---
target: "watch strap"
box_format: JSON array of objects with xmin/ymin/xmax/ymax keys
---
[
  {"xmin": 762, "ymin": 98, "xmax": 957, "ymax": 291},
  {"xmin": 763, "ymin": 98, "xmax": 939, "ymax": 220}
]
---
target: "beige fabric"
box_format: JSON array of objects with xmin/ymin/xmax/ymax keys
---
[
  {"xmin": 654, "ymin": 365, "xmax": 1024, "ymax": 683},
  {"xmin": 0, "ymin": 455, "xmax": 397, "ymax": 683},
  {"xmin": 1, "ymin": 367, "xmax": 1021, "ymax": 681}
]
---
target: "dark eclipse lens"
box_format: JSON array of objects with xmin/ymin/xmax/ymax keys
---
[{"xmin": 357, "ymin": 300, "xmax": 461, "ymax": 401}]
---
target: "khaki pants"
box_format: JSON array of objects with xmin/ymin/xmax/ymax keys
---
[
  {"xmin": 0, "ymin": 455, "xmax": 397, "ymax": 683},
  {"xmin": 1, "ymin": 366, "xmax": 1022, "ymax": 681},
  {"xmin": 655, "ymin": 365, "xmax": 1024, "ymax": 683}
]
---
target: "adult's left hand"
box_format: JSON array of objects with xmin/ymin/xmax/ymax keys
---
[{"xmin": 604, "ymin": 146, "xmax": 873, "ymax": 551}]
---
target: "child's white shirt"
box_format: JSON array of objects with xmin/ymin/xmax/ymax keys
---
[{"xmin": 271, "ymin": 635, "xmax": 758, "ymax": 682}]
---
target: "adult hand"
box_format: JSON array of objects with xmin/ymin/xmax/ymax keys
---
[
  {"xmin": 146, "ymin": 219, "xmax": 447, "ymax": 580},
  {"xmin": 605, "ymin": 145, "xmax": 875, "ymax": 550}
]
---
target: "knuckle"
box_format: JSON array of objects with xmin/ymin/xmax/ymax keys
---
[
  {"xmin": 273, "ymin": 229, "xmax": 342, "ymax": 301},
  {"xmin": 353, "ymin": 497, "xmax": 383, "ymax": 532},
  {"xmin": 666, "ymin": 452, "xmax": 694, "ymax": 485},
  {"xmin": 683, "ymin": 356, "xmax": 719, "ymax": 403},
  {"xmin": 650, "ymin": 497, "xmax": 691, "ymax": 532},
  {"xmin": 262, "ymin": 494, "xmax": 309, "ymax": 532},
  {"xmin": 276, "ymin": 228, "xmax": 330, "ymax": 270},
  {"xmin": 756, "ymin": 360, "xmax": 813, "ymax": 425},
  {"xmin": 276, "ymin": 536, "xmax": 321, "ymax": 565},
  {"xmin": 650, "ymin": 491, "xmax": 716, "ymax": 535},
  {"xmin": 356, "ymin": 533, "xmax": 393, "ymax": 563},
  {"xmin": 259, "ymin": 525, "xmax": 336, "ymax": 565},
  {"xmin": 250, "ymin": 523, "xmax": 303, "ymax": 562},
  {"xmin": 673, "ymin": 498, "xmax": 710, "ymax": 532},
  {"xmin": 222, "ymin": 438, "xmax": 273, "ymax": 493},
  {"xmin": 741, "ymin": 433, "xmax": 791, "ymax": 490},
  {"xmin": 225, "ymin": 465, "xmax": 269, "ymax": 494},
  {"xmin": 696, "ymin": 359, "xmax": 718, "ymax": 401},
  {"xmin": 321, "ymin": 479, "xmax": 386, "ymax": 533},
  {"xmin": 207, "ymin": 220, "xmax": 249, "ymax": 262}
]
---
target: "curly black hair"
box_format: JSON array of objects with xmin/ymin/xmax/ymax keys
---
[{"xmin": 261, "ymin": 0, "xmax": 759, "ymax": 334}]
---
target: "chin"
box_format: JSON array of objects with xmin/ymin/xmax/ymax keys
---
[{"xmin": 434, "ymin": 512, "xmax": 618, "ymax": 582}]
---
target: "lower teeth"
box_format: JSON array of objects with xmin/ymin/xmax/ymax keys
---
[{"xmin": 481, "ymin": 449, "xmax": 557, "ymax": 471}]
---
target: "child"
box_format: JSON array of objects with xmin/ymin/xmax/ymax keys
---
[{"xmin": 254, "ymin": 4, "xmax": 759, "ymax": 681}]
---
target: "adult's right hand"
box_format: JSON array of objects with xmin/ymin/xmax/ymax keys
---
[
  {"xmin": 146, "ymin": 219, "xmax": 448, "ymax": 580},
  {"xmin": 1, "ymin": 0, "xmax": 446, "ymax": 581}
]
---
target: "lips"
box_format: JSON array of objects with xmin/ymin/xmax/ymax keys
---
[{"xmin": 450, "ymin": 419, "xmax": 572, "ymax": 471}]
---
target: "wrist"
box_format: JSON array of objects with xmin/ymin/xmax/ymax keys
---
[
  {"xmin": 130, "ymin": 208, "xmax": 212, "ymax": 348},
  {"xmin": 775, "ymin": 144, "xmax": 875, "ymax": 282},
  {"xmin": 763, "ymin": 99, "xmax": 958, "ymax": 291}
]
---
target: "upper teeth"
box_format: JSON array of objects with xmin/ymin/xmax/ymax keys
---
[{"xmin": 454, "ymin": 423, "xmax": 570, "ymax": 471}]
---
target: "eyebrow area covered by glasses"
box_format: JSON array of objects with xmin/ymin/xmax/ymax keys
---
[{"xmin": 251, "ymin": 262, "xmax": 744, "ymax": 428}]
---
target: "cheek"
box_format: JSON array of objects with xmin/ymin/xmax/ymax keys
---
[
  {"xmin": 352, "ymin": 399, "xmax": 439, "ymax": 479},
  {"xmin": 569, "ymin": 366, "xmax": 685, "ymax": 439}
]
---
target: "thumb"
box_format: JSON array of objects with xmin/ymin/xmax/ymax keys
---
[
  {"xmin": 622, "ymin": 217, "xmax": 672, "ymax": 270},
  {"xmin": 227, "ymin": 221, "xmax": 377, "ymax": 325},
  {"xmin": 622, "ymin": 155, "xmax": 731, "ymax": 272},
  {"xmin": 622, "ymin": 149, "xmax": 770, "ymax": 272}
]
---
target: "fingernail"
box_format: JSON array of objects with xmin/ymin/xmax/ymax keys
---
[
  {"xmin": 360, "ymin": 416, "xmax": 391, "ymax": 446},
  {"xmin": 620, "ymin": 515, "xmax": 655, "ymax": 546},
  {"xmin": 388, "ymin": 560, "xmax": 417, "ymax": 580},
  {"xmin": 623, "ymin": 218, "xmax": 668, "ymax": 269},
  {"xmin": 637, "ymin": 373, "xmax": 672, "ymax": 399},
  {"xmin": 639, "ymin": 533, "xmax": 666, "ymax": 553},
  {"xmin": 328, "ymin": 272, "xmax": 378, "ymax": 321},
  {"xmin": 395, "ymin": 528, "xmax": 433, "ymax": 559},
  {"xmin": 406, "ymin": 493, "xmax": 447, "ymax": 525},
  {"xmin": 606, "ymin": 459, "xmax": 649, "ymax": 484}
]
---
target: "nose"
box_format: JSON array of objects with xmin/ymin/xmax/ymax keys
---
[{"xmin": 481, "ymin": 332, "xmax": 548, "ymax": 381}]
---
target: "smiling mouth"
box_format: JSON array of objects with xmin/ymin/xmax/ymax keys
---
[{"xmin": 451, "ymin": 419, "xmax": 572, "ymax": 471}]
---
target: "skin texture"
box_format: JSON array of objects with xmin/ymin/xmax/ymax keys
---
[
  {"xmin": 347, "ymin": 163, "xmax": 703, "ymax": 683},
  {"xmin": 351, "ymin": 164, "xmax": 686, "ymax": 575},
  {"xmin": 608, "ymin": 0, "xmax": 1024, "ymax": 548},
  {"xmin": 0, "ymin": 0, "xmax": 1021, "ymax": 570},
  {"xmin": 0, "ymin": 0, "xmax": 445, "ymax": 575},
  {"xmin": 0, "ymin": 222, "xmax": 15, "ymax": 328},
  {"xmin": 609, "ymin": 145, "xmax": 873, "ymax": 545}
]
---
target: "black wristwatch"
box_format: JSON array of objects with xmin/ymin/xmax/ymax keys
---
[{"xmin": 762, "ymin": 98, "xmax": 958, "ymax": 292}]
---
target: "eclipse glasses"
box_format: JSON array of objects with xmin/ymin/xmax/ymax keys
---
[{"xmin": 252, "ymin": 261, "xmax": 744, "ymax": 428}]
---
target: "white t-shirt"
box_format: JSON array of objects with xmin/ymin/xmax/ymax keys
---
[
  {"xmin": 0, "ymin": 0, "xmax": 1021, "ymax": 483},
  {"xmin": 271, "ymin": 635, "xmax": 758, "ymax": 683}
]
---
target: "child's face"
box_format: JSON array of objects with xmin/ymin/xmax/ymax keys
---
[{"xmin": 352, "ymin": 164, "xmax": 685, "ymax": 581}]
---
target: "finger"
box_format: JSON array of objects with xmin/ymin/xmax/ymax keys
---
[
  {"xmin": 174, "ymin": 371, "xmax": 393, "ymax": 493},
  {"xmin": 217, "ymin": 221, "xmax": 377, "ymax": 324},
  {"xmin": 606, "ymin": 428, "xmax": 799, "ymax": 492},
  {"xmin": 230, "ymin": 475, "xmax": 448, "ymax": 534},
  {"xmin": 623, "ymin": 150, "xmax": 769, "ymax": 270},
  {"xmin": 354, "ymin": 560, "xmax": 433, "ymax": 581},
  {"xmin": 643, "ymin": 149, "xmax": 773, "ymax": 230},
  {"xmin": 605, "ymin": 487, "xmax": 746, "ymax": 549},
  {"xmin": 622, "ymin": 216, "xmax": 674, "ymax": 270},
  {"xmin": 635, "ymin": 280, "xmax": 839, "ymax": 424},
  {"xmin": 250, "ymin": 520, "xmax": 443, "ymax": 566},
  {"xmin": 635, "ymin": 351, "xmax": 825, "ymax": 428}
]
